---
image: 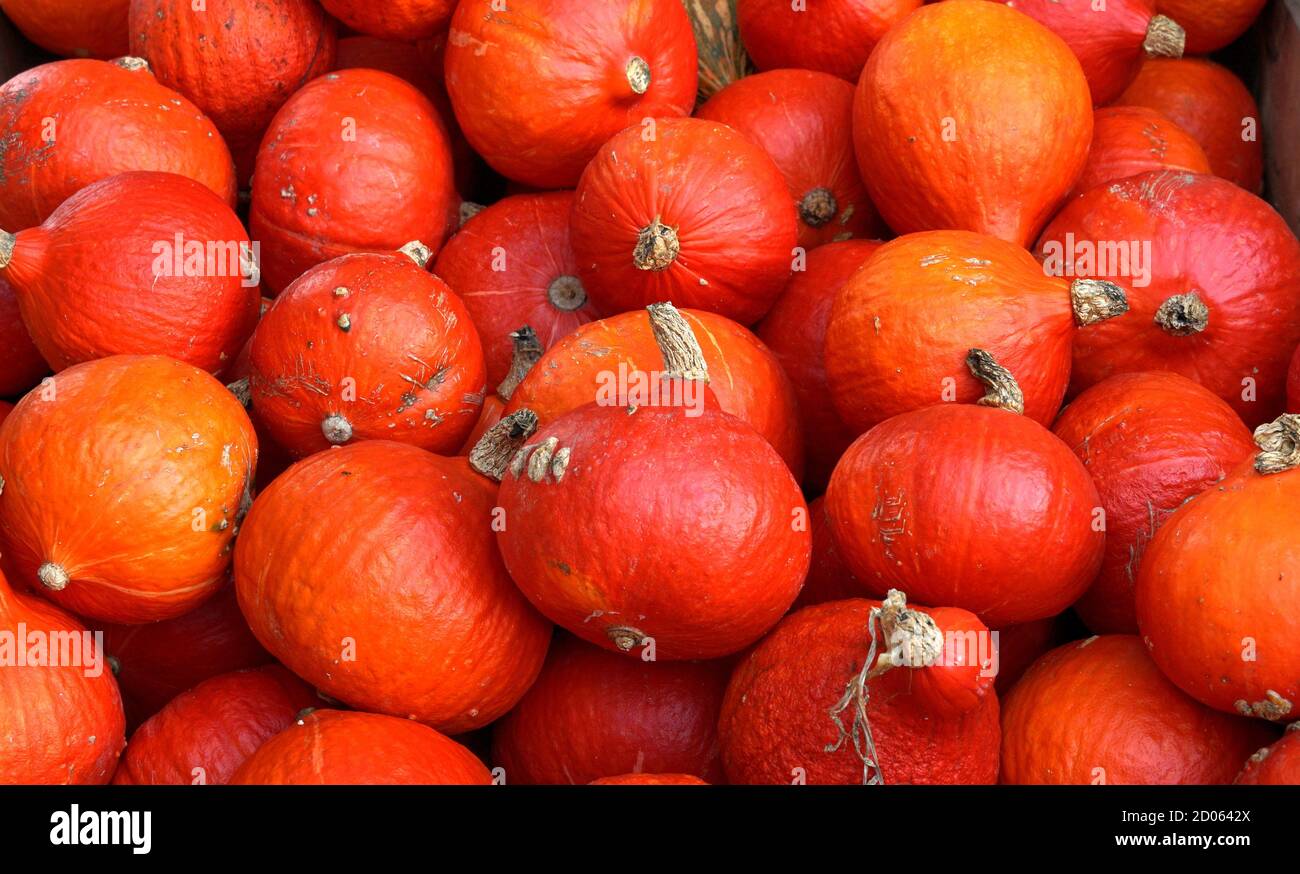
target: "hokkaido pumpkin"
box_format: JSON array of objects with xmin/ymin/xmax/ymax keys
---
[
  {"xmin": 456, "ymin": 328, "xmax": 542, "ymax": 455},
  {"xmin": 0, "ymin": 400, "xmax": 11, "ymax": 424},
  {"xmin": 1038, "ymin": 171, "xmax": 1300, "ymax": 426},
  {"xmin": 681, "ymin": 0, "xmax": 752, "ymax": 101},
  {"xmin": 230, "ymin": 710, "xmax": 491, "ymax": 785},
  {"xmin": 0, "ymin": 568, "xmax": 126, "ymax": 784},
  {"xmin": 444, "ymin": 0, "xmax": 698, "ymax": 188},
  {"xmin": 0, "ymin": 57, "xmax": 236, "ymax": 230},
  {"xmin": 696, "ymin": 70, "xmax": 883, "ymax": 249},
  {"xmin": 1070, "ymin": 106, "xmax": 1211, "ymax": 199},
  {"xmin": 1136, "ymin": 413, "xmax": 1300, "ymax": 722},
  {"xmin": 0, "ymin": 0, "xmax": 128, "ymax": 59},
  {"xmin": 491, "ymin": 634, "xmax": 730, "ymax": 785},
  {"xmin": 1052, "ymin": 371, "xmax": 1256, "ymax": 634},
  {"xmin": 1117, "ymin": 59, "xmax": 1263, "ymax": 191},
  {"xmin": 571, "ymin": 117, "xmax": 798, "ymax": 325},
  {"xmin": 1235, "ymin": 727, "xmax": 1300, "ymax": 785},
  {"xmin": 853, "ymin": 1, "xmax": 1092, "ymax": 248},
  {"xmin": 1002, "ymin": 636, "xmax": 1275, "ymax": 784},
  {"xmin": 720, "ymin": 594, "xmax": 1000, "ymax": 784},
  {"xmin": 1155, "ymin": 0, "xmax": 1268, "ymax": 53},
  {"xmin": 0, "ymin": 277, "xmax": 47, "ymax": 397},
  {"xmin": 589, "ymin": 774, "xmax": 709, "ymax": 785},
  {"xmin": 320, "ymin": 0, "xmax": 455, "ymax": 41},
  {"xmin": 736, "ymin": 0, "xmax": 922, "ymax": 82},
  {"xmin": 496, "ymin": 304, "xmax": 810, "ymax": 660},
  {"xmin": 0, "ymin": 172, "xmax": 260, "ymax": 376},
  {"xmin": 111, "ymin": 665, "xmax": 317, "ymax": 786},
  {"xmin": 128, "ymin": 0, "xmax": 338, "ymax": 185},
  {"xmin": 0, "ymin": 355, "xmax": 257, "ymax": 624},
  {"xmin": 824, "ymin": 230, "xmax": 1128, "ymax": 436},
  {"xmin": 234, "ymin": 440, "xmax": 551, "ymax": 733},
  {"xmin": 249, "ymin": 69, "xmax": 457, "ymax": 294},
  {"xmin": 247, "ymin": 244, "xmax": 485, "ymax": 458},
  {"xmin": 790, "ymin": 497, "xmax": 864, "ymax": 612}
]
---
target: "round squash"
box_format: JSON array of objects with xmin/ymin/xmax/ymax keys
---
[
  {"xmin": 0, "ymin": 277, "xmax": 47, "ymax": 397},
  {"xmin": 1155, "ymin": 0, "xmax": 1268, "ymax": 54},
  {"xmin": 1235, "ymin": 727, "xmax": 1300, "ymax": 785},
  {"xmin": 0, "ymin": 0, "xmax": 128, "ymax": 59},
  {"xmin": 790, "ymin": 496, "xmax": 864, "ymax": 612},
  {"xmin": 320, "ymin": 0, "xmax": 454, "ymax": 41},
  {"xmin": 736, "ymin": 0, "xmax": 922, "ymax": 82},
  {"xmin": 589, "ymin": 773, "xmax": 709, "ymax": 785},
  {"xmin": 444, "ymin": 0, "xmax": 697, "ymax": 188},
  {"xmin": 1071, "ymin": 106, "xmax": 1210, "ymax": 199}
]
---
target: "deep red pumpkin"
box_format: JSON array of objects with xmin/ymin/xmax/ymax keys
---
[
  {"xmin": 1235, "ymin": 728, "xmax": 1300, "ymax": 785},
  {"xmin": 0, "ymin": 0, "xmax": 128, "ymax": 59},
  {"xmin": 0, "ymin": 57, "xmax": 236, "ymax": 231},
  {"xmin": 1070, "ymin": 106, "xmax": 1210, "ymax": 199},
  {"xmin": 321, "ymin": 0, "xmax": 454, "ymax": 41},
  {"xmin": 789, "ymin": 497, "xmax": 864, "ymax": 612},
  {"xmin": 1052, "ymin": 371, "xmax": 1256, "ymax": 634},
  {"xmin": 735, "ymin": 0, "xmax": 922, "ymax": 82},
  {"xmin": 1155, "ymin": 0, "xmax": 1268, "ymax": 54},
  {"xmin": 0, "ymin": 276, "xmax": 47, "ymax": 397}
]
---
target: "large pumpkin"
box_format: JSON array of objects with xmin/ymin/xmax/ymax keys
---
[
  {"xmin": 1155, "ymin": 0, "xmax": 1268, "ymax": 53},
  {"xmin": 444, "ymin": 0, "xmax": 697, "ymax": 188},
  {"xmin": 1236, "ymin": 728, "xmax": 1300, "ymax": 785},
  {"xmin": 0, "ymin": 277, "xmax": 47, "ymax": 397},
  {"xmin": 853, "ymin": 1, "xmax": 1092, "ymax": 247},
  {"xmin": 0, "ymin": 0, "xmax": 128, "ymax": 59},
  {"xmin": 736, "ymin": 0, "xmax": 922, "ymax": 82},
  {"xmin": 571, "ymin": 117, "xmax": 797, "ymax": 325},
  {"xmin": 320, "ymin": 0, "xmax": 454, "ymax": 41},
  {"xmin": 1070, "ymin": 106, "xmax": 1210, "ymax": 199},
  {"xmin": 1052, "ymin": 371, "xmax": 1256, "ymax": 634},
  {"xmin": 0, "ymin": 356, "xmax": 257, "ymax": 624}
]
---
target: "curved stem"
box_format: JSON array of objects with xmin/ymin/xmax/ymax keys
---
[
  {"xmin": 1155, "ymin": 292, "xmax": 1209, "ymax": 335},
  {"xmin": 468, "ymin": 408, "xmax": 540, "ymax": 481},
  {"xmin": 496, "ymin": 326, "xmax": 543, "ymax": 401},
  {"xmin": 1070, "ymin": 279, "xmax": 1129, "ymax": 326},
  {"xmin": 1143, "ymin": 14, "xmax": 1186, "ymax": 58},
  {"xmin": 1253, "ymin": 413, "xmax": 1300, "ymax": 475},
  {"xmin": 647, "ymin": 302, "xmax": 709, "ymax": 383},
  {"xmin": 966, "ymin": 349, "xmax": 1024, "ymax": 414}
]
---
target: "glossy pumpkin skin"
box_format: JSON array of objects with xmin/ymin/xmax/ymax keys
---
[
  {"xmin": 0, "ymin": 356, "xmax": 256, "ymax": 624},
  {"xmin": 1071, "ymin": 106, "xmax": 1210, "ymax": 199},
  {"xmin": 0, "ymin": 277, "xmax": 47, "ymax": 397},
  {"xmin": 490, "ymin": 634, "xmax": 730, "ymax": 785},
  {"xmin": 720, "ymin": 599, "xmax": 1001, "ymax": 785},
  {"xmin": 589, "ymin": 773, "xmax": 709, "ymax": 785},
  {"xmin": 736, "ymin": 0, "xmax": 922, "ymax": 82},
  {"xmin": 235, "ymin": 442, "xmax": 551, "ymax": 734},
  {"xmin": 249, "ymin": 69, "xmax": 457, "ymax": 295},
  {"xmin": 321, "ymin": 0, "xmax": 454, "ymax": 40},
  {"xmin": 503, "ymin": 308, "xmax": 804, "ymax": 478},
  {"xmin": 111, "ymin": 665, "xmax": 317, "ymax": 786},
  {"xmin": 1235, "ymin": 729, "xmax": 1300, "ymax": 785},
  {"xmin": 1117, "ymin": 59, "xmax": 1263, "ymax": 192},
  {"xmin": 1038, "ymin": 171, "xmax": 1300, "ymax": 426},
  {"xmin": 696, "ymin": 70, "xmax": 883, "ymax": 249},
  {"xmin": 0, "ymin": 58, "xmax": 236, "ymax": 231},
  {"xmin": 444, "ymin": 0, "xmax": 697, "ymax": 188},
  {"xmin": 853, "ymin": 1, "xmax": 1092, "ymax": 248},
  {"xmin": 433, "ymin": 192, "xmax": 598, "ymax": 388},
  {"xmin": 790, "ymin": 496, "xmax": 864, "ymax": 612},
  {"xmin": 826, "ymin": 405, "xmax": 1104, "ymax": 627},
  {"xmin": 0, "ymin": 569, "xmax": 126, "ymax": 784},
  {"xmin": 230, "ymin": 710, "xmax": 491, "ymax": 785},
  {"xmin": 129, "ymin": 0, "xmax": 338, "ymax": 185},
  {"xmin": 1, "ymin": 172, "xmax": 259, "ymax": 376},
  {"xmin": 248, "ymin": 250, "xmax": 485, "ymax": 458},
  {"xmin": 0, "ymin": 0, "xmax": 128, "ymax": 59},
  {"xmin": 1052, "ymin": 372, "xmax": 1256, "ymax": 634},
  {"xmin": 1156, "ymin": 0, "xmax": 1267, "ymax": 54},
  {"xmin": 1002, "ymin": 636, "xmax": 1275, "ymax": 784}
]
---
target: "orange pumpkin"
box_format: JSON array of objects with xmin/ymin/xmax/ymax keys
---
[
  {"xmin": 0, "ymin": 0, "xmax": 128, "ymax": 59},
  {"xmin": 1070, "ymin": 106, "xmax": 1210, "ymax": 198},
  {"xmin": 321, "ymin": 0, "xmax": 455, "ymax": 40},
  {"xmin": 736, "ymin": 0, "xmax": 922, "ymax": 82},
  {"xmin": 1155, "ymin": 0, "xmax": 1268, "ymax": 53},
  {"xmin": 1235, "ymin": 727, "xmax": 1300, "ymax": 785}
]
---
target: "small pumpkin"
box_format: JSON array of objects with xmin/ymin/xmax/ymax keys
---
[
  {"xmin": 1155, "ymin": 0, "xmax": 1268, "ymax": 54},
  {"xmin": 0, "ymin": 276, "xmax": 47, "ymax": 397},
  {"xmin": 1235, "ymin": 726, "xmax": 1300, "ymax": 785},
  {"xmin": 0, "ymin": 0, "xmax": 128, "ymax": 59},
  {"xmin": 320, "ymin": 0, "xmax": 455, "ymax": 41},
  {"xmin": 681, "ymin": 0, "xmax": 752, "ymax": 102},
  {"xmin": 589, "ymin": 773, "xmax": 709, "ymax": 785},
  {"xmin": 789, "ymin": 496, "xmax": 864, "ymax": 612},
  {"xmin": 736, "ymin": 0, "xmax": 922, "ymax": 82},
  {"xmin": 1070, "ymin": 106, "xmax": 1210, "ymax": 199}
]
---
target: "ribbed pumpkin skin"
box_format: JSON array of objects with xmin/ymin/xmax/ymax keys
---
[
  {"xmin": 826, "ymin": 405, "xmax": 1104, "ymax": 627},
  {"xmin": 1002, "ymin": 636, "xmax": 1275, "ymax": 784},
  {"xmin": 590, "ymin": 773, "xmax": 709, "ymax": 785},
  {"xmin": 230, "ymin": 710, "xmax": 491, "ymax": 785},
  {"xmin": 789, "ymin": 496, "xmax": 863, "ymax": 612},
  {"xmin": 0, "ymin": 58, "xmax": 235, "ymax": 231},
  {"xmin": 0, "ymin": 277, "xmax": 47, "ymax": 397},
  {"xmin": 1071, "ymin": 106, "xmax": 1210, "ymax": 199},
  {"xmin": 719, "ymin": 599, "xmax": 1001, "ymax": 785},
  {"xmin": 571, "ymin": 118, "xmax": 798, "ymax": 325},
  {"xmin": 1052, "ymin": 372, "xmax": 1256, "ymax": 634},
  {"xmin": 490, "ymin": 635, "xmax": 729, "ymax": 785},
  {"xmin": 128, "ymin": 0, "xmax": 337, "ymax": 185},
  {"xmin": 1156, "ymin": 0, "xmax": 1267, "ymax": 53},
  {"xmin": 0, "ymin": 569, "xmax": 126, "ymax": 784},
  {"xmin": 503, "ymin": 308, "xmax": 804, "ymax": 478},
  {"xmin": 853, "ymin": 2, "xmax": 1092, "ymax": 248},
  {"xmin": 0, "ymin": 0, "xmax": 128, "ymax": 59},
  {"xmin": 433, "ymin": 192, "xmax": 598, "ymax": 388},
  {"xmin": 249, "ymin": 69, "xmax": 457, "ymax": 294},
  {"xmin": 321, "ymin": 0, "xmax": 454, "ymax": 40},
  {"xmin": 1236, "ymin": 730, "xmax": 1300, "ymax": 785},
  {"xmin": 695, "ymin": 70, "xmax": 883, "ymax": 249},
  {"xmin": 1038, "ymin": 171, "xmax": 1300, "ymax": 426},
  {"xmin": 1, "ymin": 172, "xmax": 259, "ymax": 376},
  {"xmin": 1117, "ymin": 59, "xmax": 1263, "ymax": 191},
  {"xmin": 111, "ymin": 665, "xmax": 317, "ymax": 786},
  {"xmin": 0, "ymin": 356, "xmax": 256, "ymax": 624},
  {"xmin": 736, "ymin": 0, "xmax": 922, "ymax": 82},
  {"xmin": 444, "ymin": 0, "xmax": 698, "ymax": 188},
  {"xmin": 248, "ymin": 251, "xmax": 485, "ymax": 458},
  {"xmin": 234, "ymin": 442, "xmax": 551, "ymax": 734}
]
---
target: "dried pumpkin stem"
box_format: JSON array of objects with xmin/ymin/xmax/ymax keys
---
[
  {"xmin": 37, "ymin": 562, "xmax": 70, "ymax": 592},
  {"xmin": 321, "ymin": 414, "xmax": 353, "ymax": 445},
  {"xmin": 966, "ymin": 349, "xmax": 1025, "ymax": 414},
  {"xmin": 633, "ymin": 218, "xmax": 680, "ymax": 271},
  {"xmin": 1143, "ymin": 15, "xmax": 1186, "ymax": 59},
  {"xmin": 647, "ymin": 302, "xmax": 709, "ymax": 383},
  {"xmin": 469, "ymin": 409, "xmax": 540, "ymax": 481},
  {"xmin": 1253, "ymin": 413, "xmax": 1300, "ymax": 475},
  {"xmin": 398, "ymin": 240, "xmax": 432, "ymax": 268},
  {"xmin": 0, "ymin": 230, "xmax": 13, "ymax": 269},
  {"xmin": 1070, "ymin": 279, "xmax": 1130, "ymax": 326},
  {"xmin": 459, "ymin": 201, "xmax": 484, "ymax": 228},
  {"xmin": 547, "ymin": 275, "xmax": 587, "ymax": 312},
  {"xmin": 1154, "ymin": 292, "xmax": 1209, "ymax": 335},
  {"xmin": 226, "ymin": 377, "xmax": 252, "ymax": 408},
  {"xmin": 496, "ymin": 326, "xmax": 543, "ymax": 401},
  {"xmin": 114, "ymin": 56, "xmax": 151, "ymax": 72},
  {"xmin": 625, "ymin": 56, "xmax": 651, "ymax": 95},
  {"xmin": 607, "ymin": 626, "xmax": 647, "ymax": 652},
  {"xmin": 798, "ymin": 188, "xmax": 838, "ymax": 228}
]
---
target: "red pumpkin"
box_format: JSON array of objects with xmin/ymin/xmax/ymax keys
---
[
  {"xmin": 0, "ymin": 400, "xmax": 11, "ymax": 423},
  {"xmin": 321, "ymin": 0, "xmax": 454, "ymax": 41},
  {"xmin": 590, "ymin": 774, "xmax": 709, "ymax": 785},
  {"xmin": 249, "ymin": 69, "xmax": 457, "ymax": 294},
  {"xmin": 736, "ymin": 0, "xmax": 922, "ymax": 82},
  {"xmin": 695, "ymin": 70, "xmax": 883, "ymax": 249},
  {"xmin": 0, "ymin": 568, "xmax": 125, "ymax": 784},
  {"xmin": 853, "ymin": 1, "xmax": 1092, "ymax": 247},
  {"xmin": 1155, "ymin": 0, "xmax": 1268, "ymax": 54},
  {"xmin": 1002, "ymin": 635, "xmax": 1275, "ymax": 784},
  {"xmin": 0, "ymin": 172, "xmax": 259, "ymax": 376},
  {"xmin": 230, "ymin": 709, "xmax": 491, "ymax": 785},
  {"xmin": 1117, "ymin": 59, "xmax": 1263, "ymax": 191},
  {"xmin": 1071, "ymin": 106, "xmax": 1210, "ymax": 199},
  {"xmin": 444, "ymin": 0, "xmax": 697, "ymax": 188},
  {"xmin": 111, "ymin": 665, "xmax": 317, "ymax": 786},
  {"xmin": 129, "ymin": 0, "xmax": 338, "ymax": 185},
  {"xmin": 491, "ymin": 634, "xmax": 730, "ymax": 785},
  {"xmin": 0, "ymin": 58, "xmax": 235, "ymax": 230},
  {"xmin": 993, "ymin": 617, "xmax": 1067, "ymax": 697},
  {"xmin": 0, "ymin": 356, "xmax": 257, "ymax": 624},
  {"xmin": 0, "ymin": 276, "xmax": 47, "ymax": 397},
  {"xmin": 720, "ymin": 595, "xmax": 1000, "ymax": 784},
  {"xmin": 0, "ymin": 0, "xmax": 128, "ymax": 59},
  {"xmin": 790, "ymin": 497, "xmax": 864, "ymax": 612},
  {"xmin": 248, "ymin": 246, "xmax": 485, "ymax": 458},
  {"xmin": 1136, "ymin": 414, "xmax": 1300, "ymax": 722},
  {"xmin": 1235, "ymin": 727, "xmax": 1300, "ymax": 785},
  {"xmin": 1053, "ymin": 371, "xmax": 1256, "ymax": 634},
  {"xmin": 1038, "ymin": 171, "xmax": 1300, "ymax": 426},
  {"xmin": 571, "ymin": 118, "xmax": 797, "ymax": 325}
]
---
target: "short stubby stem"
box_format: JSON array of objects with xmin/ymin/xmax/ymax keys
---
[
  {"xmin": 1143, "ymin": 14, "xmax": 1186, "ymax": 59},
  {"xmin": 321, "ymin": 414, "xmax": 354, "ymax": 445},
  {"xmin": 607, "ymin": 625, "xmax": 647, "ymax": 652},
  {"xmin": 625, "ymin": 56, "xmax": 651, "ymax": 95},
  {"xmin": 798, "ymin": 187, "xmax": 838, "ymax": 228},
  {"xmin": 496, "ymin": 326, "xmax": 544, "ymax": 401},
  {"xmin": 1070, "ymin": 279, "xmax": 1130, "ymax": 327},
  {"xmin": 469, "ymin": 409, "xmax": 540, "ymax": 481},
  {"xmin": 1253, "ymin": 413, "xmax": 1300, "ymax": 475},
  {"xmin": 966, "ymin": 349, "xmax": 1025, "ymax": 415},
  {"xmin": 399, "ymin": 240, "xmax": 432, "ymax": 269},
  {"xmin": 633, "ymin": 218, "xmax": 680, "ymax": 271},
  {"xmin": 38, "ymin": 562, "xmax": 70, "ymax": 591},
  {"xmin": 0, "ymin": 229, "xmax": 14, "ymax": 269},
  {"xmin": 547, "ymin": 275, "xmax": 587, "ymax": 312},
  {"xmin": 1154, "ymin": 291, "xmax": 1209, "ymax": 335}
]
